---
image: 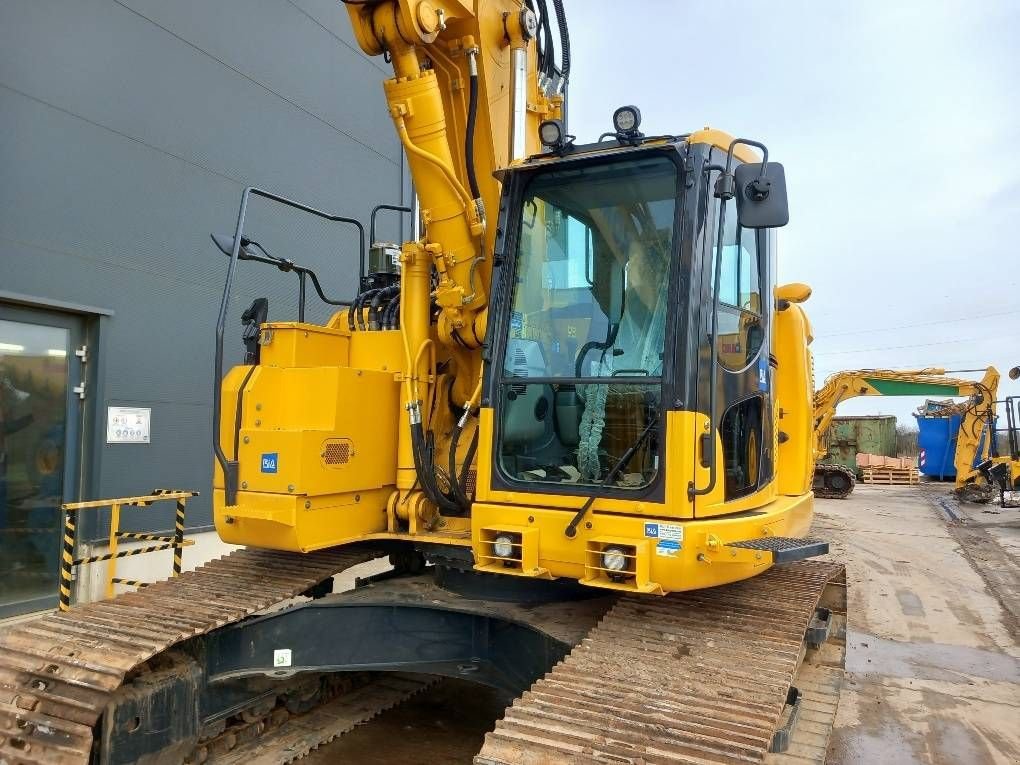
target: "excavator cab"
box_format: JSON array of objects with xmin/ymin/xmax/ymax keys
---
[
  {"xmin": 465, "ymin": 127, "xmax": 823, "ymax": 592},
  {"xmin": 489, "ymin": 138, "xmax": 777, "ymax": 497}
]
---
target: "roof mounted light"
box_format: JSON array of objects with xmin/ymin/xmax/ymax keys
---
[
  {"xmin": 538, "ymin": 119, "xmax": 565, "ymax": 150},
  {"xmin": 612, "ymin": 105, "xmax": 642, "ymax": 136}
]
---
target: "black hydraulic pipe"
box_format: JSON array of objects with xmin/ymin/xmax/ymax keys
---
[
  {"xmin": 411, "ymin": 419, "xmax": 461, "ymax": 515},
  {"xmin": 449, "ymin": 420, "xmax": 469, "ymax": 510},
  {"xmin": 355, "ymin": 288, "xmax": 382, "ymax": 331},
  {"xmin": 465, "ymin": 51, "xmax": 481, "ymax": 202},
  {"xmin": 369, "ymin": 286, "xmax": 399, "ymax": 330},
  {"xmin": 536, "ymin": 0, "xmax": 554, "ymax": 83},
  {"xmin": 460, "ymin": 428, "xmax": 478, "ymax": 498},
  {"xmin": 449, "ymin": 415, "xmax": 479, "ymax": 511},
  {"xmin": 551, "ymin": 0, "xmax": 570, "ymax": 85},
  {"xmin": 383, "ymin": 293, "xmax": 401, "ymax": 330}
]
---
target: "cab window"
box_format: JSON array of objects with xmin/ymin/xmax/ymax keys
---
[
  {"xmin": 712, "ymin": 201, "xmax": 763, "ymax": 370},
  {"xmin": 498, "ymin": 155, "xmax": 679, "ymax": 492}
]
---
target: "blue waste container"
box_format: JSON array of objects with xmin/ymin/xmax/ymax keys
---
[{"xmin": 915, "ymin": 414, "xmax": 961, "ymax": 480}]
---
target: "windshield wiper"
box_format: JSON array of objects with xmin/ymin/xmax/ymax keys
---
[{"xmin": 564, "ymin": 408, "xmax": 660, "ymax": 538}]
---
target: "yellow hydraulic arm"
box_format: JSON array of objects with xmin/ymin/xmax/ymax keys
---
[
  {"xmin": 813, "ymin": 367, "xmax": 1000, "ymax": 486},
  {"xmin": 345, "ymin": 0, "xmax": 560, "ymax": 375},
  {"xmin": 341, "ymin": 1, "xmax": 563, "ymax": 513}
]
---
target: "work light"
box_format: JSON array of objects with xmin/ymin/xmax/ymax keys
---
[
  {"xmin": 493, "ymin": 534, "xmax": 516, "ymax": 559},
  {"xmin": 539, "ymin": 119, "xmax": 564, "ymax": 148},
  {"xmin": 601, "ymin": 546, "xmax": 628, "ymax": 573},
  {"xmin": 612, "ymin": 105, "xmax": 641, "ymax": 135}
]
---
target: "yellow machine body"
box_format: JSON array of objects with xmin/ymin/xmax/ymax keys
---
[{"xmin": 213, "ymin": 0, "xmax": 821, "ymax": 594}]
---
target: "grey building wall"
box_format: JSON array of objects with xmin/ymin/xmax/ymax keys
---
[{"xmin": 0, "ymin": 0, "xmax": 410, "ymax": 538}]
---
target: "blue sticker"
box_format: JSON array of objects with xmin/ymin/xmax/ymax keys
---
[
  {"xmin": 758, "ymin": 356, "xmax": 769, "ymax": 391},
  {"xmin": 656, "ymin": 539, "xmax": 681, "ymax": 557},
  {"xmin": 644, "ymin": 522, "xmax": 659, "ymax": 538},
  {"xmin": 261, "ymin": 453, "xmax": 279, "ymax": 473}
]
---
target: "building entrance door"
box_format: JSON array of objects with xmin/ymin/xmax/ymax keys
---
[{"xmin": 0, "ymin": 305, "xmax": 85, "ymax": 617}]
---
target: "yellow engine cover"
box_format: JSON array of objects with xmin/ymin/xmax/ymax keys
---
[{"xmin": 214, "ymin": 339, "xmax": 400, "ymax": 551}]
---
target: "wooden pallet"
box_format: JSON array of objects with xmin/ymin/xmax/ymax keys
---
[{"xmin": 861, "ymin": 466, "xmax": 920, "ymax": 485}]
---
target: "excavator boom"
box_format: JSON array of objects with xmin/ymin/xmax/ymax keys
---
[{"xmin": 812, "ymin": 367, "xmax": 1001, "ymax": 498}]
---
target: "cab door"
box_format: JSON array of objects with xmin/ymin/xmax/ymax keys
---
[{"xmin": 692, "ymin": 162, "xmax": 774, "ymax": 517}]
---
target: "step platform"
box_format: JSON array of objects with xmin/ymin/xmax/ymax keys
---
[{"xmin": 726, "ymin": 536, "xmax": 830, "ymax": 563}]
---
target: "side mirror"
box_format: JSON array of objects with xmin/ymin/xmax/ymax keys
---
[{"xmin": 734, "ymin": 162, "xmax": 789, "ymax": 229}]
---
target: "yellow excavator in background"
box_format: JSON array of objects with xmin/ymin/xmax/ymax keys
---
[
  {"xmin": 812, "ymin": 367, "xmax": 1013, "ymax": 501},
  {"xmin": 0, "ymin": 3, "xmax": 848, "ymax": 763}
]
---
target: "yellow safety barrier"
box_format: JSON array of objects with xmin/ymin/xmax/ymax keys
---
[{"xmin": 58, "ymin": 489, "xmax": 198, "ymax": 611}]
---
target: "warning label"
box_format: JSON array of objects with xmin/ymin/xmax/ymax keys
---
[{"xmin": 644, "ymin": 522, "xmax": 683, "ymax": 545}]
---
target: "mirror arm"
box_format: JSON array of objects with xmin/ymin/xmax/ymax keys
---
[
  {"xmin": 724, "ymin": 138, "xmax": 769, "ymax": 174},
  {"xmin": 715, "ymin": 139, "xmax": 771, "ymax": 202}
]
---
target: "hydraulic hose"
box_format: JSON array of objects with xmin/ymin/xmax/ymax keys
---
[
  {"xmin": 383, "ymin": 293, "xmax": 401, "ymax": 330},
  {"xmin": 347, "ymin": 296, "xmax": 358, "ymax": 332},
  {"xmin": 459, "ymin": 427, "xmax": 479, "ymax": 501},
  {"xmin": 410, "ymin": 417, "xmax": 462, "ymax": 515},
  {"xmin": 390, "ymin": 299, "xmax": 401, "ymax": 330},
  {"xmin": 551, "ymin": 0, "xmax": 570, "ymax": 89},
  {"xmin": 448, "ymin": 414, "xmax": 480, "ymax": 512},
  {"xmin": 465, "ymin": 49, "xmax": 481, "ymax": 203},
  {"xmin": 447, "ymin": 374, "xmax": 484, "ymax": 511},
  {"xmin": 448, "ymin": 418, "xmax": 468, "ymax": 509},
  {"xmin": 369, "ymin": 285, "xmax": 399, "ymax": 330},
  {"xmin": 351, "ymin": 288, "xmax": 380, "ymax": 331},
  {"xmin": 536, "ymin": 0, "xmax": 555, "ymax": 85}
]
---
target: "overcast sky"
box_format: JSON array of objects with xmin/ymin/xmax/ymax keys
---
[{"xmin": 563, "ymin": 0, "xmax": 1019, "ymax": 427}]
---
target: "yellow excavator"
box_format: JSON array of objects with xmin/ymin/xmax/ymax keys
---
[
  {"xmin": 0, "ymin": 3, "xmax": 848, "ymax": 763},
  {"xmin": 812, "ymin": 367, "xmax": 1014, "ymax": 501}
]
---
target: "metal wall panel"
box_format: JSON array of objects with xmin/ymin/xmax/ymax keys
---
[{"xmin": 0, "ymin": 1, "xmax": 410, "ymax": 535}]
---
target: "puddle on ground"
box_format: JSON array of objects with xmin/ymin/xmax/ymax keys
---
[
  {"xmin": 896, "ymin": 589, "xmax": 926, "ymax": 616},
  {"xmin": 847, "ymin": 629, "xmax": 1020, "ymax": 683},
  {"xmin": 829, "ymin": 722, "xmax": 924, "ymax": 765}
]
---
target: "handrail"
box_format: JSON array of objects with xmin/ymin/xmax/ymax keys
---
[
  {"xmin": 58, "ymin": 489, "xmax": 198, "ymax": 610},
  {"xmin": 213, "ymin": 187, "xmax": 367, "ymax": 505},
  {"xmin": 370, "ymin": 203, "xmax": 413, "ymax": 245}
]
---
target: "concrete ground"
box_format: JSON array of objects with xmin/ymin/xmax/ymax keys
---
[
  {"xmin": 311, "ymin": 484, "xmax": 1020, "ymax": 764},
  {"xmin": 822, "ymin": 484, "xmax": 1020, "ymax": 764}
]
